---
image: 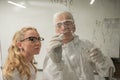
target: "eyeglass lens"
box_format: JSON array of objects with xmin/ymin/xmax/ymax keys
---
[
  {"xmin": 56, "ymin": 21, "xmax": 74, "ymax": 28},
  {"xmin": 20, "ymin": 36, "xmax": 44, "ymax": 42}
]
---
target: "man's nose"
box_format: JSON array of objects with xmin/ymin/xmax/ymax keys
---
[{"xmin": 61, "ymin": 24, "xmax": 68, "ymax": 29}]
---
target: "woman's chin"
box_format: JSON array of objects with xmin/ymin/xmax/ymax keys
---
[{"xmin": 34, "ymin": 52, "xmax": 40, "ymax": 55}]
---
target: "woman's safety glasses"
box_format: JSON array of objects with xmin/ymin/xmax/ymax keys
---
[{"xmin": 20, "ymin": 36, "xmax": 44, "ymax": 42}]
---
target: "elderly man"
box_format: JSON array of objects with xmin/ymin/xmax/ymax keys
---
[{"xmin": 43, "ymin": 11, "xmax": 115, "ymax": 80}]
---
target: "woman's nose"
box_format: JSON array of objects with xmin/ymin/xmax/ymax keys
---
[{"xmin": 35, "ymin": 41, "xmax": 41, "ymax": 45}]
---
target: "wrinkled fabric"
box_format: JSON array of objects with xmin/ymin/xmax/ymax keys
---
[{"xmin": 43, "ymin": 34, "xmax": 115, "ymax": 80}]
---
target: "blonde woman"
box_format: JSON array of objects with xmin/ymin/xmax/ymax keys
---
[{"xmin": 3, "ymin": 27, "xmax": 44, "ymax": 80}]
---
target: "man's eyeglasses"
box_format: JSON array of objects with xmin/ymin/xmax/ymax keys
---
[
  {"xmin": 20, "ymin": 36, "xmax": 44, "ymax": 42},
  {"xmin": 55, "ymin": 20, "xmax": 74, "ymax": 28}
]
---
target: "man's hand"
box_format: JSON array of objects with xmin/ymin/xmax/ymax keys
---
[
  {"xmin": 89, "ymin": 48, "xmax": 104, "ymax": 63},
  {"xmin": 47, "ymin": 35, "xmax": 63, "ymax": 63}
]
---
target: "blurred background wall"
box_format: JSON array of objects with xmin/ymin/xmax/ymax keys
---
[{"xmin": 0, "ymin": 0, "xmax": 120, "ymax": 69}]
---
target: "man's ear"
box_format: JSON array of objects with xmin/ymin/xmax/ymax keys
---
[{"xmin": 72, "ymin": 25, "xmax": 76, "ymax": 32}]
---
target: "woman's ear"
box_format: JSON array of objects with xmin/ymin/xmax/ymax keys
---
[{"xmin": 16, "ymin": 41, "xmax": 22, "ymax": 49}]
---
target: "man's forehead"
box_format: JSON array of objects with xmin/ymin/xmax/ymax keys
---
[
  {"xmin": 58, "ymin": 13, "xmax": 72, "ymax": 19},
  {"xmin": 55, "ymin": 15, "xmax": 72, "ymax": 23},
  {"xmin": 54, "ymin": 13, "xmax": 73, "ymax": 25},
  {"xmin": 56, "ymin": 19, "xmax": 73, "ymax": 24}
]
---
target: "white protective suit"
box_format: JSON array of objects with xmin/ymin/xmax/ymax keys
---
[
  {"xmin": 3, "ymin": 62, "xmax": 37, "ymax": 80},
  {"xmin": 43, "ymin": 34, "xmax": 115, "ymax": 80}
]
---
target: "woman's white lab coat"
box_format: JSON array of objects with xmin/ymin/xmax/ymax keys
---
[{"xmin": 43, "ymin": 35, "xmax": 115, "ymax": 80}]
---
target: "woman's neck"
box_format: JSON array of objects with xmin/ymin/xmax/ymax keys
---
[{"xmin": 22, "ymin": 52, "xmax": 33, "ymax": 62}]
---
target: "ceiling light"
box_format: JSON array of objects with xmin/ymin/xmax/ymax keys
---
[
  {"xmin": 8, "ymin": 1, "xmax": 26, "ymax": 8},
  {"xmin": 90, "ymin": 0, "xmax": 95, "ymax": 5}
]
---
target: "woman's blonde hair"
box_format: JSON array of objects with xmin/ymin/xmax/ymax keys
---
[{"xmin": 3, "ymin": 26, "xmax": 38, "ymax": 80}]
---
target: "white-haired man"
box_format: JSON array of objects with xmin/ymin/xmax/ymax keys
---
[{"xmin": 43, "ymin": 11, "xmax": 115, "ymax": 80}]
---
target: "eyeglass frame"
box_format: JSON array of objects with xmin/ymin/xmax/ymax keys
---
[
  {"xmin": 55, "ymin": 20, "xmax": 74, "ymax": 28},
  {"xmin": 20, "ymin": 36, "xmax": 44, "ymax": 42}
]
